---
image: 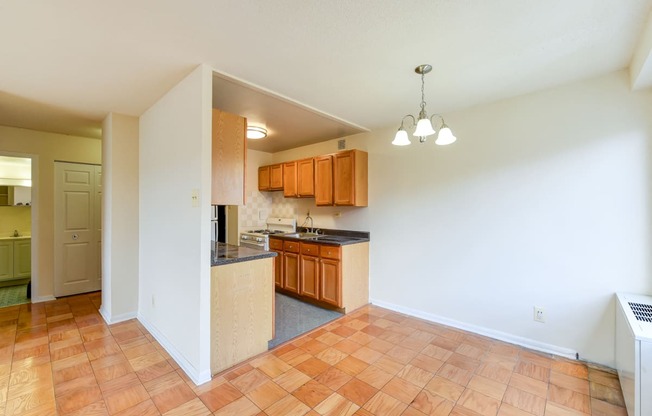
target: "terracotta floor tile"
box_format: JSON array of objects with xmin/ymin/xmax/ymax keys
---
[
  {"xmin": 314, "ymin": 392, "xmax": 359, "ymax": 416},
  {"xmin": 458, "ymin": 388, "xmax": 501, "ymax": 416},
  {"xmin": 356, "ymin": 365, "xmax": 393, "ymax": 389},
  {"xmin": 265, "ymin": 394, "xmax": 311, "ymax": 416},
  {"xmin": 292, "ymin": 380, "xmax": 333, "ymax": 407},
  {"xmin": 337, "ymin": 378, "xmax": 378, "ymax": 406},
  {"xmin": 503, "ymin": 386, "xmax": 546, "ymax": 416},
  {"xmin": 425, "ymin": 376, "xmax": 466, "ymax": 402},
  {"xmin": 274, "ymin": 368, "xmax": 312, "ymax": 393},
  {"xmin": 468, "ymin": 374, "xmax": 507, "ymax": 401},
  {"xmin": 212, "ymin": 396, "xmax": 259, "ymax": 416},
  {"xmin": 362, "ymin": 391, "xmax": 407, "ymax": 416},
  {"xmin": 246, "ymin": 380, "xmax": 288, "ymax": 410},
  {"xmin": 334, "ymin": 356, "xmax": 369, "ymax": 376},
  {"xmin": 198, "ymin": 382, "xmax": 242, "ymax": 412}
]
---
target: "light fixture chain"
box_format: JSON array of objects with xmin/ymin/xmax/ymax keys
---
[{"xmin": 420, "ymin": 71, "xmax": 426, "ymax": 112}]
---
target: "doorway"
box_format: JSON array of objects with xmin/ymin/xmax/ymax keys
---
[
  {"xmin": 53, "ymin": 161, "xmax": 102, "ymax": 297},
  {"xmin": 0, "ymin": 155, "xmax": 33, "ymax": 308}
]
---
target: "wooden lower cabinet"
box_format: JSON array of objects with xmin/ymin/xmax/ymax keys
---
[
  {"xmin": 300, "ymin": 255, "xmax": 319, "ymax": 300},
  {"xmin": 272, "ymin": 249, "xmax": 283, "ymax": 287},
  {"xmin": 283, "ymin": 252, "xmax": 300, "ymax": 294},
  {"xmin": 320, "ymin": 258, "xmax": 341, "ymax": 306}
]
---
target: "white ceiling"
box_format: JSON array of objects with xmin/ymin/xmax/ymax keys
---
[{"xmin": 1, "ymin": 1, "xmax": 651, "ymax": 152}]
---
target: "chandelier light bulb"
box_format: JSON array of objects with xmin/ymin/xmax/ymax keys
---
[
  {"xmin": 392, "ymin": 129, "xmax": 411, "ymax": 146},
  {"xmin": 435, "ymin": 126, "xmax": 457, "ymax": 145}
]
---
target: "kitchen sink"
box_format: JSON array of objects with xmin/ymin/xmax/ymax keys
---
[
  {"xmin": 315, "ymin": 235, "xmax": 353, "ymax": 242},
  {"xmin": 282, "ymin": 232, "xmax": 320, "ymax": 239}
]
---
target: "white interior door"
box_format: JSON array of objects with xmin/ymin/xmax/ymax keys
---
[
  {"xmin": 54, "ymin": 162, "xmax": 101, "ymax": 297},
  {"xmin": 95, "ymin": 166, "xmax": 102, "ymax": 288}
]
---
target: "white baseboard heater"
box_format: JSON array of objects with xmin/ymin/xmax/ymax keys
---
[{"xmin": 616, "ymin": 293, "xmax": 652, "ymax": 416}]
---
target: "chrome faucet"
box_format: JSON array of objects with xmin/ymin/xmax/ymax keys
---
[
  {"xmin": 13, "ymin": 229, "xmax": 20, "ymax": 237},
  {"xmin": 302, "ymin": 212, "xmax": 314, "ymax": 233}
]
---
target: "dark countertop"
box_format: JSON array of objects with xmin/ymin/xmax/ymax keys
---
[
  {"xmin": 211, "ymin": 242, "xmax": 277, "ymax": 266},
  {"xmin": 269, "ymin": 228, "xmax": 370, "ymax": 246}
]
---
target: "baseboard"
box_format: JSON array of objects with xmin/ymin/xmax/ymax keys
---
[
  {"xmin": 137, "ymin": 314, "xmax": 212, "ymax": 386},
  {"xmin": 370, "ymin": 298, "xmax": 577, "ymax": 360},
  {"xmin": 99, "ymin": 307, "xmax": 138, "ymax": 325},
  {"xmin": 31, "ymin": 295, "xmax": 55, "ymax": 303}
]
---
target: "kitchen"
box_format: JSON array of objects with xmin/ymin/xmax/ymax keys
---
[{"xmin": 209, "ymin": 91, "xmax": 372, "ymax": 372}]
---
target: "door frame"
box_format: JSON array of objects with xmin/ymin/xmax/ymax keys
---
[{"xmin": 0, "ymin": 151, "xmax": 38, "ymax": 303}]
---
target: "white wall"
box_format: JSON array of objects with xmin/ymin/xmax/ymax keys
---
[
  {"xmin": 138, "ymin": 65, "xmax": 213, "ymax": 384},
  {"xmin": 101, "ymin": 113, "xmax": 139, "ymax": 323},
  {"xmin": 262, "ymin": 70, "xmax": 652, "ymax": 367}
]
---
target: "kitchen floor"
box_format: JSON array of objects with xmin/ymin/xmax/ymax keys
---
[{"xmin": 0, "ymin": 293, "xmax": 627, "ymax": 416}]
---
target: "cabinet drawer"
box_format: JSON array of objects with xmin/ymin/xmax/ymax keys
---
[
  {"xmin": 320, "ymin": 245, "xmax": 341, "ymax": 260},
  {"xmin": 269, "ymin": 238, "xmax": 283, "ymax": 251},
  {"xmin": 283, "ymin": 241, "xmax": 300, "ymax": 253},
  {"xmin": 301, "ymin": 243, "xmax": 319, "ymax": 256}
]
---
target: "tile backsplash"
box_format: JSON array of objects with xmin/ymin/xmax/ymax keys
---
[{"xmin": 0, "ymin": 206, "xmax": 31, "ymax": 237}]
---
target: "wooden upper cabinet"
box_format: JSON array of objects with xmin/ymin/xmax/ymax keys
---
[
  {"xmin": 333, "ymin": 150, "xmax": 368, "ymax": 207},
  {"xmin": 258, "ymin": 166, "xmax": 270, "ymax": 191},
  {"xmin": 283, "ymin": 161, "xmax": 298, "ymax": 197},
  {"xmin": 258, "ymin": 163, "xmax": 284, "ymax": 191},
  {"xmin": 314, "ymin": 155, "xmax": 333, "ymax": 206},
  {"xmin": 297, "ymin": 158, "xmax": 315, "ymax": 197},
  {"xmin": 212, "ymin": 109, "xmax": 246, "ymax": 205},
  {"xmin": 270, "ymin": 164, "xmax": 284, "ymax": 190}
]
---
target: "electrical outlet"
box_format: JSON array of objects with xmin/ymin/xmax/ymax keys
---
[{"xmin": 534, "ymin": 306, "xmax": 545, "ymax": 323}]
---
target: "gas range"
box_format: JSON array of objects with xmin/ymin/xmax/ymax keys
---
[{"xmin": 240, "ymin": 217, "xmax": 296, "ymax": 250}]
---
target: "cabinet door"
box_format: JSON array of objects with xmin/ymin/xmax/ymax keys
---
[
  {"xmin": 0, "ymin": 241, "xmax": 13, "ymax": 280},
  {"xmin": 300, "ymin": 255, "xmax": 319, "ymax": 300},
  {"xmin": 333, "ymin": 151, "xmax": 355, "ymax": 206},
  {"xmin": 13, "ymin": 239, "xmax": 31, "ymax": 278},
  {"xmin": 297, "ymin": 158, "xmax": 315, "ymax": 197},
  {"xmin": 270, "ymin": 164, "xmax": 284, "ymax": 190},
  {"xmin": 320, "ymin": 258, "xmax": 341, "ymax": 307},
  {"xmin": 334, "ymin": 150, "xmax": 368, "ymax": 207},
  {"xmin": 258, "ymin": 166, "xmax": 270, "ymax": 191},
  {"xmin": 283, "ymin": 252, "xmax": 300, "ymax": 294},
  {"xmin": 283, "ymin": 161, "xmax": 298, "ymax": 197},
  {"xmin": 272, "ymin": 249, "xmax": 283, "ymax": 288},
  {"xmin": 212, "ymin": 109, "xmax": 246, "ymax": 205},
  {"xmin": 315, "ymin": 155, "xmax": 333, "ymax": 206}
]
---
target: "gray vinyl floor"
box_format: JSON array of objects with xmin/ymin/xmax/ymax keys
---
[{"xmin": 268, "ymin": 293, "xmax": 343, "ymax": 349}]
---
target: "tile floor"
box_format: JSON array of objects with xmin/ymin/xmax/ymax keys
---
[{"xmin": 0, "ymin": 292, "xmax": 628, "ymax": 415}]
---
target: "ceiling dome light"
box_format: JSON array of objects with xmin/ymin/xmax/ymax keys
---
[
  {"xmin": 392, "ymin": 64, "xmax": 457, "ymax": 146},
  {"xmin": 247, "ymin": 126, "xmax": 267, "ymax": 139}
]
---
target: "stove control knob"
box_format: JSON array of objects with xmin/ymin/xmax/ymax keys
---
[
  {"xmin": 256, "ymin": 237, "xmax": 263, "ymax": 242},
  {"xmin": 242, "ymin": 235, "xmax": 248, "ymax": 240}
]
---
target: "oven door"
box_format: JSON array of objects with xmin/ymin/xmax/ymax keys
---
[{"xmin": 240, "ymin": 235, "xmax": 268, "ymax": 251}]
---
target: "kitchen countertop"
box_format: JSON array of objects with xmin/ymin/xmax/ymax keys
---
[
  {"xmin": 0, "ymin": 235, "xmax": 31, "ymax": 241},
  {"xmin": 211, "ymin": 241, "xmax": 276, "ymax": 266},
  {"xmin": 270, "ymin": 228, "xmax": 370, "ymax": 246}
]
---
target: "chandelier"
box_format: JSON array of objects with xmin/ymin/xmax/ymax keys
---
[{"xmin": 392, "ymin": 64, "xmax": 457, "ymax": 146}]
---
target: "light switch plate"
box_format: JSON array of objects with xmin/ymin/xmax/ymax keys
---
[{"xmin": 191, "ymin": 189, "xmax": 200, "ymax": 207}]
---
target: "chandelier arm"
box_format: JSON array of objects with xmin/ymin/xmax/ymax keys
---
[
  {"xmin": 428, "ymin": 114, "xmax": 446, "ymax": 129},
  {"xmin": 399, "ymin": 114, "xmax": 417, "ymax": 129}
]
